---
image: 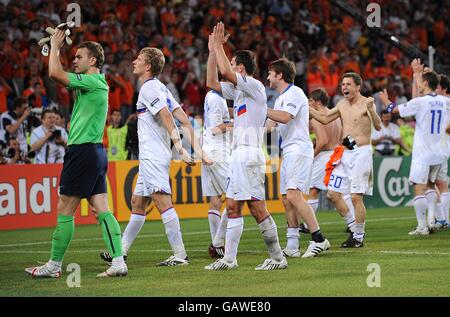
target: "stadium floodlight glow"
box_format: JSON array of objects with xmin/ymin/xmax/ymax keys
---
[{"xmin": 390, "ymin": 36, "xmax": 399, "ymax": 43}]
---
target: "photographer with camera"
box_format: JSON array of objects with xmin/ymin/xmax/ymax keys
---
[
  {"xmin": 1, "ymin": 97, "xmax": 30, "ymax": 153},
  {"xmin": 0, "ymin": 140, "xmax": 7, "ymax": 164},
  {"xmin": 2, "ymin": 137, "xmax": 33, "ymax": 164},
  {"xmin": 371, "ymin": 110, "xmax": 410, "ymax": 156},
  {"xmin": 30, "ymin": 108, "xmax": 67, "ymax": 164}
]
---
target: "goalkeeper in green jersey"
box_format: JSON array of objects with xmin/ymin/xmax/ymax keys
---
[{"xmin": 25, "ymin": 29, "xmax": 127, "ymax": 278}]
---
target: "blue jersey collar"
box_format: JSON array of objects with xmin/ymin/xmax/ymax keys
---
[{"xmin": 281, "ymin": 84, "xmax": 294, "ymax": 95}]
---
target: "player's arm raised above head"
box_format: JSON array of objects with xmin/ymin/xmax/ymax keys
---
[
  {"xmin": 49, "ymin": 29, "xmax": 70, "ymax": 86},
  {"xmin": 379, "ymin": 89, "xmax": 400, "ymax": 114},
  {"xmin": 212, "ymin": 23, "xmax": 236, "ymax": 85},
  {"xmin": 411, "ymin": 58, "xmax": 424, "ymax": 98},
  {"xmin": 206, "ymin": 34, "xmax": 222, "ymax": 93},
  {"xmin": 309, "ymin": 102, "xmax": 340, "ymax": 124}
]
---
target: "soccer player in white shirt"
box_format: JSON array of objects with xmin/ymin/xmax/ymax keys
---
[
  {"xmin": 100, "ymin": 47, "xmax": 212, "ymax": 266},
  {"xmin": 265, "ymin": 59, "xmax": 330, "ymax": 258},
  {"xmin": 434, "ymin": 74, "xmax": 450, "ymax": 228},
  {"xmin": 204, "ymin": 22, "xmax": 286, "ymax": 270},
  {"xmin": 380, "ymin": 70, "xmax": 450, "ymax": 235},
  {"xmin": 202, "ymin": 88, "xmax": 232, "ymax": 257}
]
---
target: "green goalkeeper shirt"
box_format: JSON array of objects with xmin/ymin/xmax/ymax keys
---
[{"xmin": 66, "ymin": 73, "xmax": 109, "ymax": 145}]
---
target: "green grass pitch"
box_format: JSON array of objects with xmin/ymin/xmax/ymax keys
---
[{"xmin": 0, "ymin": 207, "xmax": 448, "ymax": 297}]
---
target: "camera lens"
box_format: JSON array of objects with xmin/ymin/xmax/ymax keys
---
[
  {"xmin": 1, "ymin": 147, "xmax": 15, "ymax": 158},
  {"xmin": 53, "ymin": 129, "xmax": 62, "ymax": 138}
]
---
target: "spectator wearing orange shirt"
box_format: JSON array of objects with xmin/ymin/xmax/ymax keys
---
[
  {"xmin": 181, "ymin": 72, "xmax": 203, "ymax": 110},
  {"xmin": 307, "ymin": 65, "xmax": 325, "ymax": 94},
  {"xmin": 118, "ymin": 69, "xmax": 134, "ymax": 125},
  {"xmin": 106, "ymin": 65, "xmax": 124, "ymax": 113},
  {"xmin": 0, "ymin": 76, "xmax": 12, "ymax": 113},
  {"xmin": 0, "ymin": 38, "xmax": 13, "ymax": 82},
  {"xmin": 28, "ymin": 82, "xmax": 49, "ymax": 109},
  {"xmin": 342, "ymin": 55, "xmax": 361, "ymax": 74},
  {"xmin": 9, "ymin": 39, "xmax": 26, "ymax": 95},
  {"xmin": 324, "ymin": 64, "xmax": 340, "ymax": 97}
]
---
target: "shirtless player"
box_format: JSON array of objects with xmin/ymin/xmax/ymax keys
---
[
  {"xmin": 308, "ymin": 88, "xmax": 356, "ymax": 234},
  {"xmin": 309, "ymin": 72, "xmax": 382, "ymax": 248}
]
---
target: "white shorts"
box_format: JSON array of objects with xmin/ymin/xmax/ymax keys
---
[
  {"xmin": 328, "ymin": 145, "xmax": 373, "ymax": 195},
  {"xmin": 133, "ymin": 159, "xmax": 171, "ymax": 197},
  {"xmin": 310, "ymin": 150, "xmax": 333, "ymax": 191},
  {"xmin": 202, "ymin": 160, "xmax": 230, "ymax": 197},
  {"xmin": 409, "ymin": 160, "xmax": 442, "ymax": 185},
  {"xmin": 226, "ymin": 146, "xmax": 266, "ymax": 201},
  {"xmin": 280, "ymin": 154, "xmax": 313, "ymax": 195},
  {"xmin": 436, "ymin": 158, "xmax": 449, "ymax": 183}
]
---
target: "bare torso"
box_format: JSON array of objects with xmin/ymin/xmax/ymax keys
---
[
  {"xmin": 313, "ymin": 107, "xmax": 342, "ymax": 151},
  {"xmin": 338, "ymin": 94, "xmax": 373, "ymax": 146}
]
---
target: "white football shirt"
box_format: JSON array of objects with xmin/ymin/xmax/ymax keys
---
[
  {"xmin": 202, "ymin": 90, "xmax": 231, "ymax": 151},
  {"xmin": 398, "ymin": 93, "xmax": 450, "ymax": 165},
  {"xmin": 220, "ymin": 73, "xmax": 267, "ymax": 149},
  {"xmin": 136, "ymin": 78, "xmax": 181, "ymax": 162},
  {"xmin": 273, "ymin": 84, "xmax": 313, "ymax": 157}
]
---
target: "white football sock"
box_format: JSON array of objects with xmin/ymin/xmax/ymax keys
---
[
  {"xmin": 352, "ymin": 223, "xmax": 365, "ymax": 242},
  {"xmin": 342, "ymin": 194, "xmax": 356, "ymax": 232},
  {"xmin": 112, "ymin": 256, "xmax": 125, "ymax": 268},
  {"xmin": 259, "ymin": 216, "xmax": 284, "ymax": 262},
  {"xmin": 440, "ymin": 192, "xmax": 450, "ymax": 222},
  {"xmin": 47, "ymin": 260, "xmax": 62, "ymax": 271},
  {"xmin": 343, "ymin": 210, "xmax": 356, "ymax": 232},
  {"xmin": 436, "ymin": 202, "xmax": 446, "ymax": 222},
  {"xmin": 161, "ymin": 208, "xmax": 187, "ymax": 259},
  {"xmin": 413, "ymin": 195, "xmax": 427, "ymax": 229},
  {"xmin": 122, "ymin": 213, "xmax": 146, "ymax": 255},
  {"xmin": 286, "ymin": 227, "xmax": 300, "ymax": 250},
  {"xmin": 207, "ymin": 209, "xmax": 221, "ymax": 242},
  {"xmin": 425, "ymin": 190, "xmax": 438, "ymax": 226},
  {"xmin": 223, "ymin": 217, "xmax": 244, "ymax": 263},
  {"xmin": 213, "ymin": 209, "xmax": 228, "ymax": 247}
]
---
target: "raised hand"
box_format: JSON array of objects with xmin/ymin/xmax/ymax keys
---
[
  {"xmin": 365, "ymin": 96, "xmax": 375, "ymax": 111},
  {"xmin": 212, "ymin": 22, "xmax": 230, "ymax": 46},
  {"xmin": 50, "ymin": 29, "xmax": 66, "ymax": 51},
  {"xmin": 379, "ymin": 88, "xmax": 390, "ymax": 105},
  {"xmin": 411, "ymin": 58, "xmax": 424, "ymax": 75},
  {"xmin": 208, "ymin": 33, "xmax": 215, "ymax": 52}
]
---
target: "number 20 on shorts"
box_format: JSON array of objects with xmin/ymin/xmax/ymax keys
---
[{"xmin": 329, "ymin": 175, "xmax": 343, "ymax": 189}]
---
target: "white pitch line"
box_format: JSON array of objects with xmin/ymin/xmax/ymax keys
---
[
  {"xmin": 0, "ymin": 216, "xmax": 416, "ymax": 248},
  {"xmin": 0, "ymin": 248, "xmax": 448, "ymax": 256}
]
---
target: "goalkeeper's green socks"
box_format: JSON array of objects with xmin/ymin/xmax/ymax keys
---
[
  {"xmin": 50, "ymin": 214, "xmax": 75, "ymax": 262},
  {"xmin": 98, "ymin": 211, "xmax": 123, "ymax": 259}
]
